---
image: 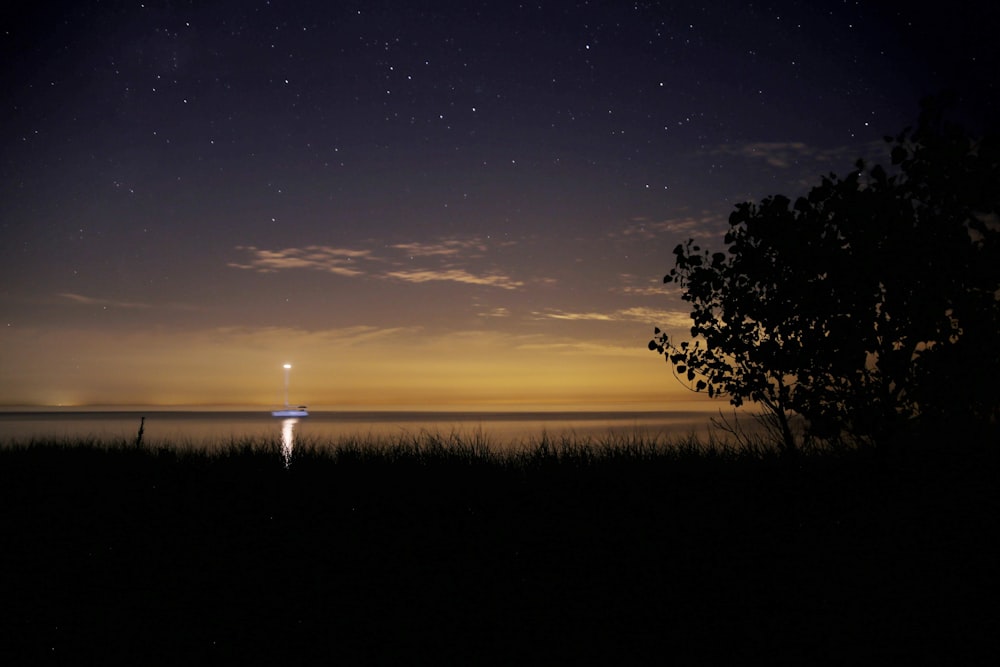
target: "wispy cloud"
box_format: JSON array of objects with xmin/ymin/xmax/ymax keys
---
[
  {"xmin": 391, "ymin": 238, "xmax": 488, "ymax": 257},
  {"xmin": 709, "ymin": 140, "xmax": 888, "ymax": 170},
  {"xmin": 59, "ymin": 293, "xmax": 151, "ymax": 309},
  {"xmin": 515, "ymin": 340, "xmax": 647, "ymax": 357},
  {"xmin": 620, "ymin": 285, "xmax": 672, "ymax": 297},
  {"xmin": 228, "ymin": 245, "xmax": 371, "ymax": 276},
  {"xmin": 477, "ymin": 307, "xmax": 511, "ymax": 318},
  {"xmin": 210, "ymin": 324, "xmax": 410, "ymax": 346},
  {"xmin": 386, "ymin": 268, "xmax": 523, "ymax": 290},
  {"xmin": 617, "ymin": 307, "xmax": 692, "ymax": 327},
  {"xmin": 229, "ymin": 236, "xmax": 524, "ymax": 290},
  {"xmin": 734, "ymin": 141, "xmax": 813, "ymax": 168},
  {"xmin": 706, "ymin": 141, "xmax": 822, "ymax": 168},
  {"xmin": 537, "ymin": 310, "xmax": 617, "ymax": 321},
  {"xmin": 533, "ymin": 306, "xmax": 691, "ymax": 327},
  {"xmin": 616, "ymin": 273, "xmax": 683, "ymax": 297},
  {"xmin": 619, "ymin": 214, "xmax": 726, "ymax": 241}
]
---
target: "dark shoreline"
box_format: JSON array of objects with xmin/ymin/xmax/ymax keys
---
[
  {"xmin": 2, "ymin": 437, "xmax": 996, "ymax": 664},
  {"xmin": 0, "ymin": 410, "xmax": 731, "ymax": 453}
]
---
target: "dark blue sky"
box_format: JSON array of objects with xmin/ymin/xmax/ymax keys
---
[{"xmin": 1, "ymin": 0, "xmax": 995, "ymax": 408}]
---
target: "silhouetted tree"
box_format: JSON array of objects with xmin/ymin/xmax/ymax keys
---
[{"xmin": 650, "ymin": 98, "xmax": 1000, "ymax": 450}]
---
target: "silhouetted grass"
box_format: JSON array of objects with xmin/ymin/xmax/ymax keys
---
[{"xmin": 1, "ymin": 431, "xmax": 996, "ymax": 665}]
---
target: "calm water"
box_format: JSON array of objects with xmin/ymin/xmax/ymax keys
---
[{"xmin": 0, "ymin": 410, "xmax": 726, "ymax": 452}]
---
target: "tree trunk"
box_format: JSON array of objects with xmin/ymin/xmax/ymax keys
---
[{"xmin": 774, "ymin": 405, "xmax": 796, "ymax": 456}]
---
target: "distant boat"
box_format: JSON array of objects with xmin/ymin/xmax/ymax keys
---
[
  {"xmin": 272, "ymin": 406, "xmax": 309, "ymax": 418},
  {"xmin": 271, "ymin": 363, "xmax": 309, "ymax": 418}
]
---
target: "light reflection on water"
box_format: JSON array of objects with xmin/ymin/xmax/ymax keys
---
[{"xmin": 281, "ymin": 418, "xmax": 297, "ymax": 466}]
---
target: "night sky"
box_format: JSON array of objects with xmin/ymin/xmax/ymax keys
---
[{"xmin": 2, "ymin": 1, "xmax": 995, "ymax": 409}]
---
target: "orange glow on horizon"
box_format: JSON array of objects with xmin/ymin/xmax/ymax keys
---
[{"xmin": 0, "ymin": 324, "xmax": 709, "ymax": 412}]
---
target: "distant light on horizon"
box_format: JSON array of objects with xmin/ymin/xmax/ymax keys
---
[{"xmin": 283, "ymin": 363, "xmax": 292, "ymax": 369}]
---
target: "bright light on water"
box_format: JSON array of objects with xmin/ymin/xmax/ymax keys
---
[{"xmin": 281, "ymin": 418, "xmax": 297, "ymax": 466}]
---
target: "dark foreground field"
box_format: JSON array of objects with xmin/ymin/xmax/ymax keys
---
[{"xmin": 1, "ymin": 435, "xmax": 997, "ymax": 665}]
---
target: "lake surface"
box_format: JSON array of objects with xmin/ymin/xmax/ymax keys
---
[{"xmin": 0, "ymin": 410, "xmax": 733, "ymax": 451}]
